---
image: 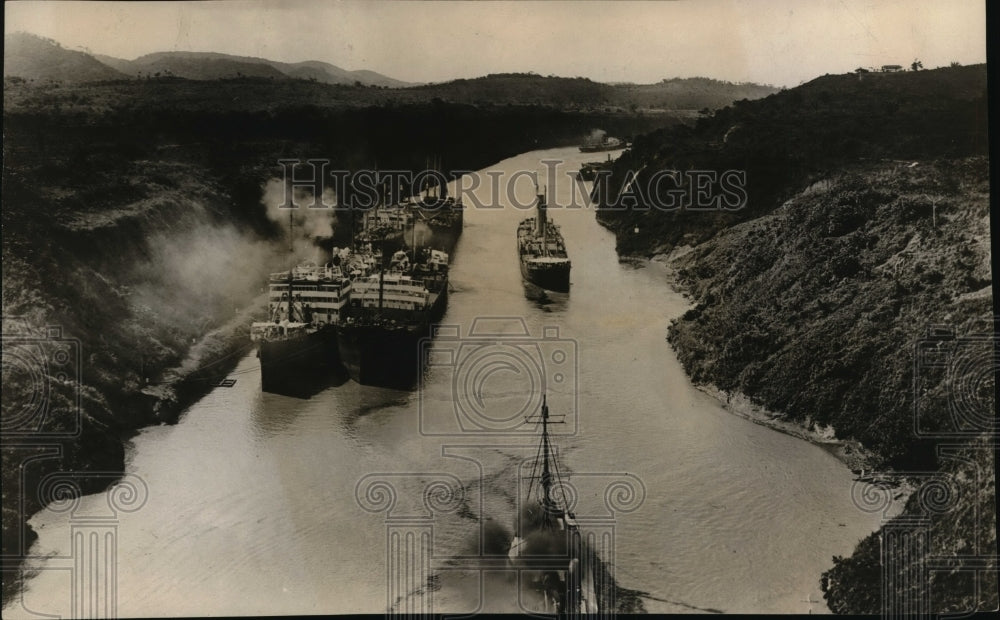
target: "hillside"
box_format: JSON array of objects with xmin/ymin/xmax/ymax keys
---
[
  {"xmin": 666, "ymin": 159, "xmax": 991, "ymax": 468},
  {"xmin": 3, "ymin": 33, "xmax": 410, "ymax": 87},
  {"xmin": 4, "ymin": 32, "xmax": 777, "ymax": 113},
  {"xmin": 125, "ymin": 51, "xmax": 290, "ymax": 80},
  {"xmin": 3, "ymin": 32, "xmax": 126, "ymax": 82},
  {"xmin": 592, "ymin": 64, "xmax": 995, "ymax": 614},
  {"xmin": 409, "ymin": 73, "xmax": 779, "ymax": 111},
  {"xmin": 109, "ymin": 51, "xmax": 414, "ymax": 87},
  {"xmin": 611, "ymin": 77, "xmax": 778, "ymax": 110}
]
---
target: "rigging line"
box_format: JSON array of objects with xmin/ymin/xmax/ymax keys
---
[
  {"xmin": 525, "ymin": 425, "xmax": 545, "ymax": 506},
  {"xmin": 551, "ymin": 444, "xmax": 571, "ymax": 511}
]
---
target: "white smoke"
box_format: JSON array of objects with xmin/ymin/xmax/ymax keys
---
[{"xmin": 261, "ymin": 178, "xmax": 337, "ymax": 257}]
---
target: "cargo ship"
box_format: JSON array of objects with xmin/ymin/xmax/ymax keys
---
[
  {"xmin": 250, "ymin": 259, "xmax": 354, "ymax": 393},
  {"xmin": 579, "ymin": 134, "xmax": 627, "ymax": 153},
  {"xmin": 517, "ymin": 186, "xmax": 571, "ymax": 292},
  {"xmin": 508, "ymin": 395, "xmax": 601, "ymax": 613},
  {"xmin": 336, "ymin": 248, "xmax": 449, "ymax": 388}
]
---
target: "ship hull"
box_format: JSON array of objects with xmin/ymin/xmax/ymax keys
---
[
  {"xmin": 336, "ymin": 287, "xmax": 448, "ymax": 388},
  {"xmin": 520, "ymin": 260, "xmax": 571, "ymax": 293},
  {"xmin": 426, "ymin": 219, "xmax": 462, "ymax": 255},
  {"xmin": 258, "ymin": 326, "xmax": 339, "ymax": 393},
  {"xmin": 579, "ymin": 145, "xmax": 621, "ymax": 153},
  {"xmin": 508, "ymin": 523, "xmax": 600, "ymax": 613},
  {"xmin": 411, "ymin": 202, "xmax": 464, "ymax": 256}
]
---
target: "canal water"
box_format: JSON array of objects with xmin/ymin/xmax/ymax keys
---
[{"xmin": 9, "ymin": 147, "xmax": 886, "ymax": 616}]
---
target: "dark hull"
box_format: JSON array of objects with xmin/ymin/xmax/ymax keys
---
[
  {"xmin": 579, "ymin": 142, "xmax": 624, "ymax": 153},
  {"xmin": 336, "ymin": 324, "xmax": 423, "ymax": 388},
  {"xmin": 336, "ymin": 287, "xmax": 448, "ymax": 388},
  {"xmin": 425, "ymin": 225, "xmax": 461, "ymax": 257},
  {"xmin": 520, "ymin": 260, "xmax": 571, "ymax": 293},
  {"xmin": 372, "ymin": 230, "xmax": 406, "ymax": 254},
  {"xmin": 257, "ymin": 326, "xmax": 339, "ymax": 394},
  {"xmin": 580, "ymin": 144, "xmax": 625, "ymax": 153},
  {"xmin": 412, "ymin": 203, "xmax": 463, "ymax": 256}
]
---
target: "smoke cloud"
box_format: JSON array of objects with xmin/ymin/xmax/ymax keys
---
[{"xmin": 261, "ymin": 177, "xmax": 338, "ymax": 259}]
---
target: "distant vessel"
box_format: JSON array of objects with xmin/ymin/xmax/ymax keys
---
[
  {"xmin": 517, "ymin": 184, "xmax": 571, "ymax": 292},
  {"xmin": 409, "ymin": 195, "xmax": 463, "ymax": 255},
  {"xmin": 508, "ymin": 395, "xmax": 601, "ymax": 613},
  {"xmin": 336, "ymin": 247, "xmax": 449, "ymax": 388},
  {"xmin": 579, "ymin": 135, "xmax": 627, "ymax": 153},
  {"xmin": 406, "ymin": 156, "xmax": 464, "ymax": 257},
  {"xmin": 250, "ymin": 260, "xmax": 352, "ymax": 393},
  {"xmin": 358, "ymin": 206, "xmax": 409, "ymax": 255}
]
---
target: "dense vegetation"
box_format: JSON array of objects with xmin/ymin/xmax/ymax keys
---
[
  {"xmin": 592, "ymin": 64, "xmax": 994, "ymax": 614},
  {"xmin": 595, "ymin": 65, "xmax": 987, "ymax": 254},
  {"xmin": 668, "ymin": 160, "xmax": 991, "ymax": 468}
]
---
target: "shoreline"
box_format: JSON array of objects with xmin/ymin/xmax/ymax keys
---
[{"xmin": 639, "ymin": 249, "xmax": 892, "ymax": 480}]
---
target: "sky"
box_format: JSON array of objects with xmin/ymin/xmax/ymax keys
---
[{"xmin": 4, "ymin": 0, "xmax": 987, "ymax": 87}]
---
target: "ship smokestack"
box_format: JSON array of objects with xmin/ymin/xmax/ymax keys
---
[{"xmin": 535, "ymin": 190, "xmax": 547, "ymax": 237}]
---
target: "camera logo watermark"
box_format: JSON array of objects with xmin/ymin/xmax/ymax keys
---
[
  {"xmin": 2, "ymin": 320, "xmax": 82, "ymax": 438},
  {"xmin": 417, "ymin": 317, "xmax": 578, "ymax": 437},
  {"xmin": 913, "ymin": 321, "xmax": 998, "ymax": 438},
  {"xmin": 848, "ymin": 317, "xmax": 998, "ymax": 619},
  {"xmin": 3, "ymin": 317, "xmax": 150, "ymax": 619},
  {"xmin": 356, "ymin": 312, "xmax": 645, "ymax": 615}
]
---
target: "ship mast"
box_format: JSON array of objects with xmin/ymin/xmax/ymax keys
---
[
  {"xmin": 534, "ymin": 175, "xmax": 548, "ymax": 258},
  {"xmin": 378, "ymin": 237, "xmax": 385, "ymax": 312},
  {"xmin": 542, "ymin": 188, "xmax": 548, "ymax": 257},
  {"xmin": 286, "ymin": 206, "xmax": 295, "ymax": 322},
  {"xmin": 423, "ymin": 156, "xmax": 430, "ymax": 201},
  {"xmin": 540, "ymin": 394, "xmax": 555, "ymax": 514},
  {"xmin": 411, "ymin": 213, "xmax": 419, "ymax": 262}
]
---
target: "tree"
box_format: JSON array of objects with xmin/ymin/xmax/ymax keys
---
[{"xmin": 911, "ymin": 59, "xmax": 923, "ymax": 71}]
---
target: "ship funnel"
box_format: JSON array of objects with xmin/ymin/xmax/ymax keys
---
[{"xmin": 535, "ymin": 189, "xmax": 547, "ymax": 237}]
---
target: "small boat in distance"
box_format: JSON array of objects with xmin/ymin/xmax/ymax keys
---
[
  {"xmin": 517, "ymin": 182, "xmax": 571, "ymax": 293},
  {"xmin": 508, "ymin": 395, "xmax": 601, "ymax": 613},
  {"xmin": 579, "ymin": 134, "xmax": 627, "ymax": 153}
]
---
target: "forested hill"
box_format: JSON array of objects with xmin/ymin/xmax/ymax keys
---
[
  {"xmin": 595, "ymin": 64, "xmax": 987, "ymax": 254},
  {"xmin": 406, "ymin": 73, "xmax": 778, "ymax": 110},
  {"xmin": 591, "ymin": 63, "xmax": 994, "ymax": 615}
]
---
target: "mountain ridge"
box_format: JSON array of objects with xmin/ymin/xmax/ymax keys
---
[
  {"xmin": 4, "ymin": 31, "xmax": 779, "ymax": 109},
  {"xmin": 4, "ymin": 32, "xmax": 413, "ymax": 87}
]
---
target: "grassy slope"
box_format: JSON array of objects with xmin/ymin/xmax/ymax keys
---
[{"xmin": 592, "ymin": 65, "xmax": 995, "ymax": 614}]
